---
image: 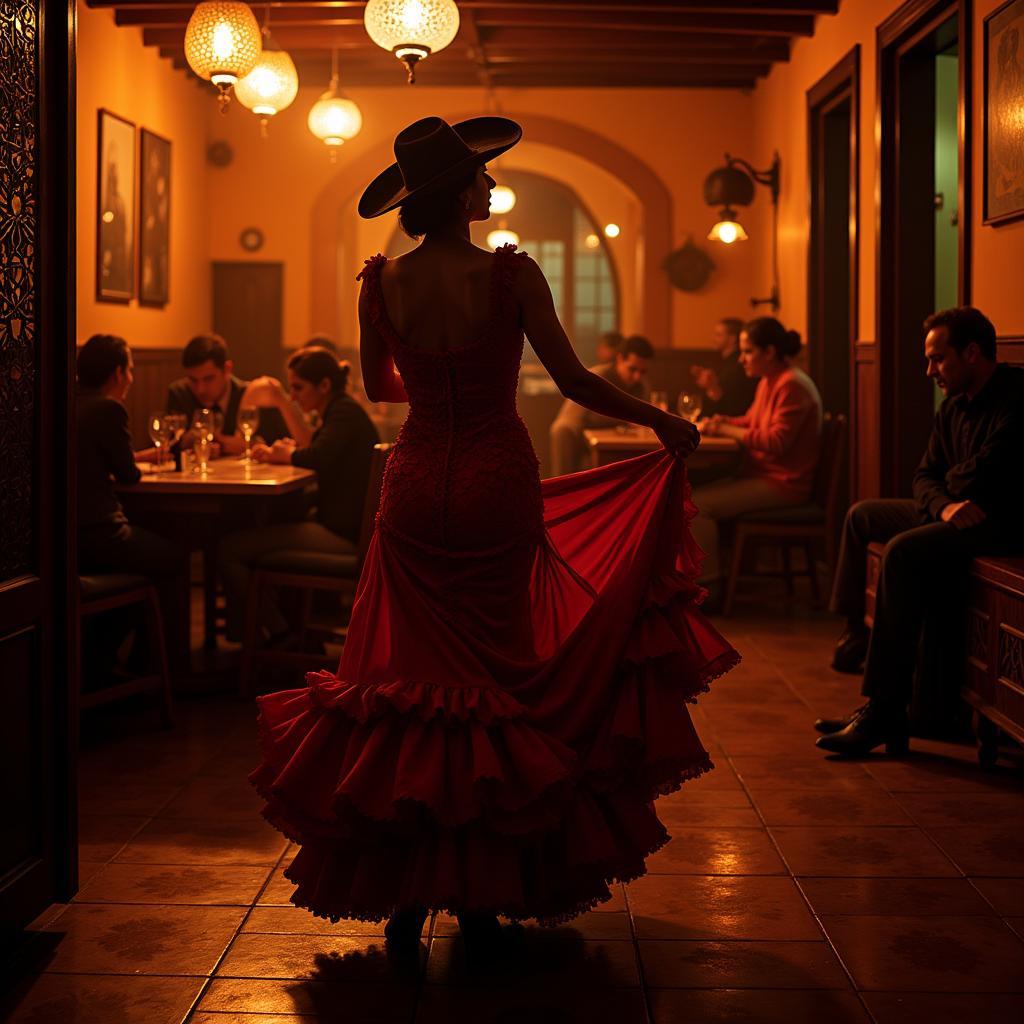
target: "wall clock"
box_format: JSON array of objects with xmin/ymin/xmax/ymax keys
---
[{"xmin": 239, "ymin": 227, "xmax": 264, "ymax": 252}]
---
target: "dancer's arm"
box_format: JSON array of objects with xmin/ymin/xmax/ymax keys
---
[
  {"xmin": 517, "ymin": 257, "xmax": 698, "ymax": 454},
  {"xmin": 359, "ymin": 280, "xmax": 409, "ymax": 403}
]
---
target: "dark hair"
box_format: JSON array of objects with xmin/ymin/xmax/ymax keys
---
[
  {"xmin": 303, "ymin": 333, "xmax": 339, "ymax": 355},
  {"xmin": 183, "ymin": 333, "xmax": 229, "ymax": 370},
  {"xmin": 743, "ymin": 317, "xmax": 801, "ymax": 360},
  {"xmin": 719, "ymin": 317, "xmax": 744, "ymax": 340},
  {"xmin": 619, "ymin": 334, "xmax": 655, "ymax": 361},
  {"xmin": 923, "ymin": 306, "xmax": 997, "ymax": 360},
  {"xmin": 78, "ymin": 334, "xmax": 131, "ymax": 389},
  {"xmin": 598, "ymin": 331, "xmax": 624, "ymax": 353},
  {"xmin": 287, "ymin": 346, "xmax": 351, "ymax": 394},
  {"xmin": 398, "ymin": 169, "xmax": 479, "ymax": 239}
]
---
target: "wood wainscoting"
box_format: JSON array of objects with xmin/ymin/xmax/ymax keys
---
[
  {"xmin": 126, "ymin": 347, "xmax": 182, "ymax": 449},
  {"xmin": 852, "ymin": 340, "xmax": 880, "ymax": 500}
]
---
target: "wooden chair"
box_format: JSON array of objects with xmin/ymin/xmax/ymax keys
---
[
  {"xmin": 723, "ymin": 412, "xmax": 848, "ymax": 616},
  {"xmin": 78, "ymin": 574, "xmax": 173, "ymax": 727},
  {"xmin": 239, "ymin": 443, "xmax": 392, "ymax": 694}
]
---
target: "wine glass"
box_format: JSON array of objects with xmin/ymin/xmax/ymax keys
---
[
  {"xmin": 192, "ymin": 409, "xmax": 214, "ymax": 475},
  {"xmin": 238, "ymin": 408, "xmax": 259, "ymax": 463},
  {"xmin": 677, "ymin": 391, "xmax": 703, "ymax": 424},
  {"xmin": 148, "ymin": 411, "xmax": 168, "ymax": 471},
  {"xmin": 650, "ymin": 390, "xmax": 669, "ymax": 413}
]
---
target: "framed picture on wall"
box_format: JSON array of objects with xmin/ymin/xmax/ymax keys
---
[
  {"xmin": 96, "ymin": 109, "xmax": 135, "ymax": 302},
  {"xmin": 139, "ymin": 129, "xmax": 171, "ymax": 306},
  {"xmin": 984, "ymin": 0, "xmax": 1024, "ymax": 225}
]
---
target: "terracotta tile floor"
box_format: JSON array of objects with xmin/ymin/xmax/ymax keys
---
[{"xmin": 4, "ymin": 608, "xmax": 1024, "ymax": 1023}]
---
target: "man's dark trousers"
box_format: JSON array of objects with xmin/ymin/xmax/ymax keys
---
[{"xmin": 831, "ymin": 499, "xmax": 1009, "ymax": 713}]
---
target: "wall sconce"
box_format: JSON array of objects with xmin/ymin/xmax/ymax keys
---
[{"xmin": 703, "ymin": 152, "xmax": 781, "ymax": 310}]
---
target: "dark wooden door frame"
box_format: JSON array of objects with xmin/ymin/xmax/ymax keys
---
[
  {"xmin": 807, "ymin": 45, "xmax": 860, "ymax": 486},
  {"xmin": 875, "ymin": 0, "xmax": 972, "ymax": 497}
]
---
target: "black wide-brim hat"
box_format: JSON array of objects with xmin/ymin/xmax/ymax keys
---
[{"xmin": 358, "ymin": 115, "xmax": 522, "ymax": 220}]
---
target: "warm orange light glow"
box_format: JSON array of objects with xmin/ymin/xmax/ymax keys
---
[
  {"xmin": 708, "ymin": 219, "xmax": 748, "ymax": 244},
  {"xmin": 489, "ymin": 185, "xmax": 516, "ymax": 215},
  {"xmin": 487, "ymin": 227, "xmax": 519, "ymax": 249},
  {"xmin": 604, "ymin": 222, "xmax": 620, "ymax": 238},
  {"xmin": 185, "ymin": 1, "xmax": 262, "ymax": 104},
  {"xmin": 235, "ymin": 47, "xmax": 298, "ymax": 120}
]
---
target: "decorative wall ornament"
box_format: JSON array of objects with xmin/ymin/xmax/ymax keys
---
[
  {"xmin": 139, "ymin": 129, "xmax": 171, "ymax": 306},
  {"xmin": 983, "ymin": 0, "xmax": 1024, "ymax": 225},
  {"xmin": 0, "ymin": 0, "xmax": 38, "ymax": 580},
  {"xmin": 239, "ymin": 226, "xmax": 264, "ymax": 251},
  {"xmin": 185, "ymin": 1, "xmax": 263, "ymax": 112},
  {"xmin": 661, "ymin": 238, "xmax": 714, "ymax": 293},
  {"xmin": 207, "ymin": 139, "xmax": 234, "ymax": 167},
  {"xmin": 96, "ymin": 109, "xmax": 135, "ymax": 303},
  {"xmin": 363, "ymin": 0, "xmax": 460, "ymax": 83}
]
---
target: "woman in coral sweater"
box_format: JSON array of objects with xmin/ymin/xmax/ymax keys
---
[{"xmin": 693, "ymin": 317, "xmax": 823, "ymax": 592}]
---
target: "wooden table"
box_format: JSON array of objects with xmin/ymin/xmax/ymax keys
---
[
  {"xmin": 584, "ymin": 428, "xmax": 742, "ymax": 472},
  {"xmin": 119, "ymin": 460, "xmax": 316, "ymax": 657}
]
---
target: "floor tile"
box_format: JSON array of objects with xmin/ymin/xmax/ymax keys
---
[
  {"xmin": 77, "ymin": 816, "xmax": 149, "ymax": 862},
  {"xmin": 197, "ymin": 978, "xmax": 414, "ymax": 1021},
  {"xmin": 925, "ymin": 826, "xmax": 1024, "ymax": 876},
  {"xmin": 646, "ymin": 828, "xmax": 787, "ymax": 875},
  {"xmin": 638, "ymin": 939, "xmax": 849, "ymax": 989},
  {"xmin": 649, "ymin": 988, "xmax": 870, "ymax": 1023},
  {"xmin": 770, "ymin": 827, "xmax": 959, "ymax": 877},
  {"xmin": 114, "ymin": 817, "xmax": 288, "ymax": 866},
  {"xmin": 217, "ymin": 933, "xmax": 401, "ymax": 982},
  {"xmin": 798, "ymin": 877, "xmax": 995, "ymax": 916},
  {"xmin": 74, "ymin": 863, "xmax": 271, "ymax": 906},
  {"xmin": 821, "ymin": 915, "xmax": 1024, "ymax": 991},
  {"xmin": 158, "ymin": 775, "xmax": 265, "ymax": 820},
  {"xmin": 414, "ymin": 985, "xmax": 648, "ymax": 1023},
  {"xmin": 862, "ymin": 991, "xmax": 1024, "ymax": 1023},
  {"xmin": 892, "ymin": 790, "xmax": 1024, "ymax": 826},
  {"xmin": 971, "ymin": 878, "xmax": 1024, "ymax": 916},
  {"xmin": 752, "ymin": 789, "xmax": 914, "ymax": 827},
  {"xmin": 33, "ymin": 903, "xmax": 246, "ymax": 976},
  {"xmin": 78, "ymin": 779, "xmax": 181, "ymax": 817},
  {"xmin": 242, "ymin": 906, "xmax": 386, "ymax": 936},
  {"xmin": 731, "ymin": 757, "xmax": 880, "ymax": 794},
  {"xmin": 1, "ymin": 973, "xmax": 204, "ymax": 1024},
  {"xmin": 862, "ymin": 755, "xmax": 1023, "ymax": 793},
  {"xmin": 657, "ymin": 801, "xmax": 763, "ymax": 827},
  {"xmin": 627, "ymin": 875, "xmax": 820, "ymax": 940},
  {"xmin": 425, "ymin": 934, "xmax": 639, "ymax": 988}
]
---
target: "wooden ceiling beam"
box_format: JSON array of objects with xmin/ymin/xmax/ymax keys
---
[
  {"xmin": 481, "ymin": 47, "xmax": 784, "ymax": 63},
  {"xmin": 482, "ymin": 28, "xmax": 790, "ymax": 50},
  {"xmin": 95, "ymin": 1, "xmax": 836, "ymax": 11},
  {"xmin": 474, "ymin": 9, "xmax": 814, "ymax": 35}
]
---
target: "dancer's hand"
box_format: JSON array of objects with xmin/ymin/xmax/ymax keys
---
[{"xmin": 654, "ymin": 412, "xmax": 700, "ymax": 458}]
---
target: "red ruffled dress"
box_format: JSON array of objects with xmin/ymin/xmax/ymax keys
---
[{"xmin": 250, "ymin": 246, "xmax": 739, "ymax": 924}]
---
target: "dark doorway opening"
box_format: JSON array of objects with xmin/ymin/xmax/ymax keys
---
[
  {"xmin": 877, "ymin": 0, "xmax": 971, "ymax": 497},
  {"xmin": 212, "ymin": 262, "xmax": 285, "ymax": 380}
]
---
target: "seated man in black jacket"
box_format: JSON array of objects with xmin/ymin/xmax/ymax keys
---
[
  {"xmin": 219, "ymin": 348, "xmax": 380, "ymax": 644},
  {"xmin": 77, "ymin": 335, "xmax": 185, "ymax": 643},
  {"xmin": 817, "ymin": 307, "xmax": 1024, "ymax": 756}
]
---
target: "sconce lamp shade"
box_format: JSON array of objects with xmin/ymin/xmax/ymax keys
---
[
  {"xmin": 364, "ymin": 0, "xmax": 461, "ymax": 83},
  {"xmin": 707, "ymin": 217, "xmax": 749, "ymax": 244},
  {"xmin": 235, "ymin": 45, "xmax": 298, "ymax": 120},
  {"xmin": 487, "ymin": 227, "xmax": 519, "ymax": 249},
  {"xmin": 185, "ymin": 2, "xmax": 262, "ymax": 89},
  {"xmin": 703, "ymin": 163, "xmax": 756, "ymax": 209}
]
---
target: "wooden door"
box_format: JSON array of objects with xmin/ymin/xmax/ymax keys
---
[
  {"xmin": 0, "ymin": 0, "xmax": 77, "ymax": 936},
  {"xmin": 213, "ymin": 262, "xmax": 284, "ymax": 381}
]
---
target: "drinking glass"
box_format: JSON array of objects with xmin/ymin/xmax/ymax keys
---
[
  {"xmin": 192, "ymin": 409, "xmax": 214, "ymax": 475},
  {"xmin": 677, "ymin": 392, "xmax": 703, "ymax": 423},
  {"xmin": 238, "ymin": 408, "xmax": 259, "ymax": 463},
  {"xmin": 148, "ymin": 411, "xmax": 168, "ymax": 471},
  {"xmin": 650, "ymin": 390, "xmax": 669, "ymax": 412},
  {"xmin": 165, "ymin": 412, "xmax": 187, "ymax": 447}
]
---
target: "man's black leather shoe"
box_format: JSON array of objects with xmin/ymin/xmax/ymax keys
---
[
  {"xmin": 814, "ymin": 701, "xmax": 869, "ymax": 734},
  {"xmin": 831, "ymin": 626, "xmax": 869, "ymax": 674},
  {"xmin": 815, "ymin": 701, "xmax": 909, "ymax": 756}
]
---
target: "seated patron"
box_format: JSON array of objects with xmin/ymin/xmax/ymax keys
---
[
  {"xmin": 549, "ymin": 334, "xmax": 654, "ymax": 476},
  {"xmin": 166, "ymin": 334, "xmax": 287, "ymax": 454},
  {"xmin": 219, "ymin": 348, "xmax": 381, "ymax": 643},
  {"xmin": 690, "ymin": 317, "xmax": 759, "ymax": 417},
  {"xmin": 77, "ymin": 334, "xmax": 183, "ymax": 627},
  {"xmin": 817, "ymin": 307, "xmax": 1024, "ymax": 756},
  {"xmin": 692, "ymin": 318, "xmax": 822, "ymax": 590},
  {"xmin": 595, "ymin": 330, "xmax": 624, "ymax": 364}
]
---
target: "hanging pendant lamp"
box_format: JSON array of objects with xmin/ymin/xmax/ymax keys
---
[
  {"xmin": 308, "ymin": 50, "xmax": 363, "ymax": 162},
  {"xmin": 185, "ymin": 1, "xmax": 263, "ymax": 112},
  {"xmin": 235, "ymin": 18, "xmax": 298, "ymax": 137},
  {"xmin": 363, "ymin": 0, "xmax": 460, "ymax": 84}
]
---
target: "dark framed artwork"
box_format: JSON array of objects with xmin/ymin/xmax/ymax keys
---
[
  {"xmin": 984, "ymin": 0, "xmax": 1024, "ymax": 225},
  {"xmin": 139, "ymin": 128, "xmax": 171, "ymax": 305},
  {"xmin": 96, "ymin": 109, "xmax": 135, "ymax": 302}
]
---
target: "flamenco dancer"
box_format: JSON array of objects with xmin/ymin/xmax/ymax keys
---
[{"xmin": 250, "ymin": 116, "xmax": 740, "ymax": 959}]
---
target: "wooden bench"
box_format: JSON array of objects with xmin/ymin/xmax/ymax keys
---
[{"xmin": 866, "ymin": 541, "xmax": 1024, "ymax": 765}]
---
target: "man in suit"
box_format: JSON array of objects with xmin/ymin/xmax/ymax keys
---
[
  {"xmin": 549, "ymin": 334, "xmax": 654, "ymax": 476},
  {"xmin": 816, "ymin": 306, "xmax": 1024, "ymax": 756}
]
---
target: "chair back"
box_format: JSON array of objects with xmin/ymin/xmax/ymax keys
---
[
  {"xmin": 813, "ymin": 412, "xmax": 848, "ymax": 541},
  {"xmin": 357, "ymin": 442, "xmax": 393, "ymax": 564}
]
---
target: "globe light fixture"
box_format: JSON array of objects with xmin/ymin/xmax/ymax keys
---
[
  {"xmin": 584, "ymin": 232, "xmax": 600, "ymax": 250},
  {"xmin": 308, "ymin": 52, "xmax": 363, "ymax": 162},
  {"xmin": 235, "ymin": 34, "xmax": 298, "ymax": 136},
  {"xmin": 486, "ymin": 225, "xmax": 519, "ymax": 249},
  {"xmin": 603, "ymin": 223, "xmax": 620, "ymax": 238},
  {"xmin": 363, "ymin": 0, "xmax": 461, "ymax": 84},
  {"xmin": 703, "ymin": 151, "xmax": 781, "ymax": 309},
  {"xmin": 185, "ymin": 1, "xmax": 263, "ymax": 112},
  {"xmin": 489, "ymin": 184, "xmax": 516, "ymax": 215}
]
